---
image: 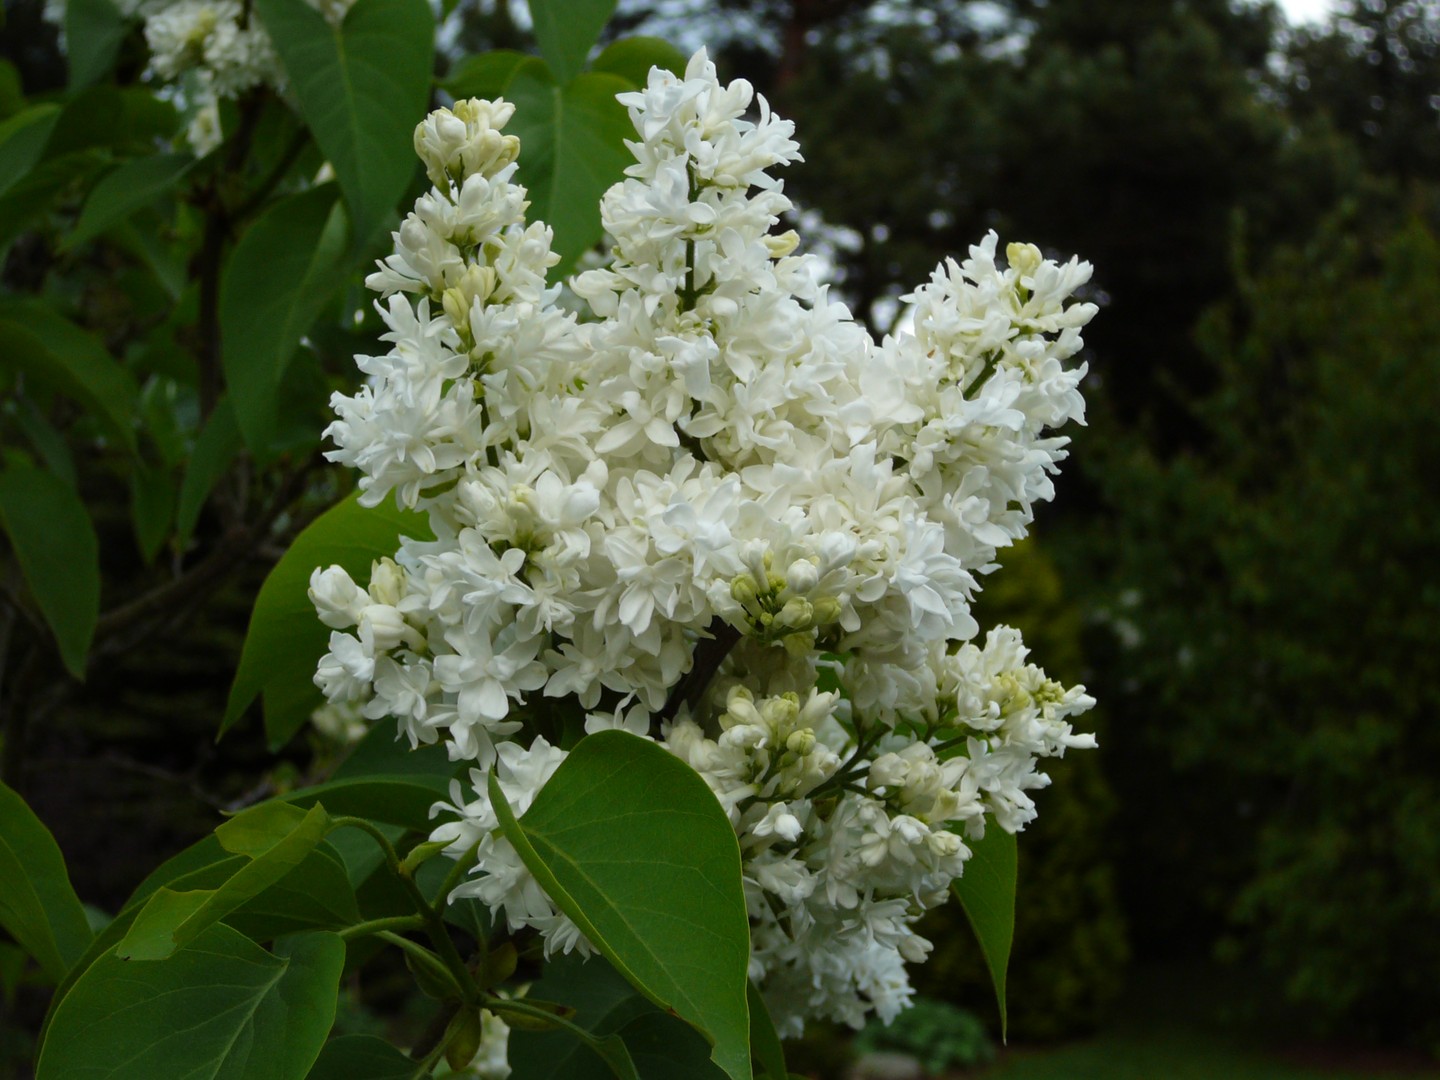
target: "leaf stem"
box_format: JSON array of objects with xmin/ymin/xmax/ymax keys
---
[
  {"xmin": 338, "ymin": 914, "xmax": 426, "ymax": 941},
  {"xmin": 331, "ymin": 814, "xmax": 481, "ymax": 1005},
  {"xmin": 329, "ymin": 814, "xmax": 404, "ymax": 873}
]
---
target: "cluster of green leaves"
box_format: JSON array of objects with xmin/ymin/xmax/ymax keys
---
[{"xmin": 3, "ymin": 724, "xmax": 768, "ymax": 1078}]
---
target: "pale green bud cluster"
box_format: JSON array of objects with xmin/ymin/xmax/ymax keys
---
[{"xmin": 729, "ymin": 561, "xmax": 842, "ymax": 654}]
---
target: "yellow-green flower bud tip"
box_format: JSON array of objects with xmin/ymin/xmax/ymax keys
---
[
  {"xmin": 785, "ymin": 729, "xmax": 816, "ymax": 755},
  {"xmin": 775, "ymin": 596, "xmax": 813, "ymax": 632},
  {"xmin": 731, "ymin": 573, "xmax": 759, "ymax": 606},
  {"xmin": 765, "ymin": 230, "xmax": 800, "ymax": 259},
  {"xmin": 1006, "ymin": 241, "xmax": 1043, "ymax": 279}
]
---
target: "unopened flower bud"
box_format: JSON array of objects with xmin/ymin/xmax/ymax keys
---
[
  {"xmin": 359, "ymin": 604, "xmax": 410, "ymax": 652},
  {"xmin": 765, "ymin": 230, "xmax": 800, "ymax": 259},
  {"xmin": 785, "ymin": 558, "xmax": 818, "ymax": 594},
  {"xmin": 1006, "ymin": 241, "xmax": 1043, "ymax": 279},
  {"xmin": 785, "ymin": 729, "xmax": 816, "ymax": 755},
  {"xmin": 774, "ymin": 596, "xmax": 812, "ymax": 632},
  {"xmin": 760, "ymin": 694, "xmax": 799, "ymax": 731},
  {"xmin": 310, "ymin": 565, "xmax": 366, "ymax": 629},
  {"xmin": 869, "ymin": 752, "xmax": 909, "ymax": 791},
  {"xmin": 368, "ymin": 558, "xmax": 405, "ymax": 607},
  {"xmin": 442, "ymin": 265, "xmax": 498, "ymax": 327},
  {"xmin": 730, "ymin": 573, "xmax": 759, "ymax": 607},
  {"xmin": 810, "ymin": 596, "xmax": 842, "ymax": 626}
]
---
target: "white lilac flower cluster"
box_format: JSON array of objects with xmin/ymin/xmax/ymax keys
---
[
  {"xmin": 43, "ymin": 0, "xmax": 354, "ymax": 153},
  {"xmin": 310, "ymin": 50, "xmax": 1097, "ymax": 1036}
]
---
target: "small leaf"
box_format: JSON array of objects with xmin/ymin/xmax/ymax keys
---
[
  {"xmin": 255, "ymin": 0, "xmax": 434, "ymax": 246},
  {"xmin": 528, "ymin": 0, "xmax": 617, "ymax": 84},
  {"xmin": 38, "ymin": 925, "xmax": 345, "ymax": 1080},
  {"xmin": 0, "ymin": 463, "xmax": 100, "ymax": 678},
  {"xmin": 505, "ymin": 66, "xmax": 636, "ymax": 276},
  {"xmin": 174, "ymin": 397, "xmax": 241, "ymax": 546},
  {"xmin": 0, "ymin": 300, "xmax": 139, "ymax": 452},
  {"xmin": 0, "ymin": 781, "xmax": 93, "ymax": 982},
  {"xmin": 220, "ymin": 184, "xmax": 348, "ymax": 458},
  {"xmin": 491, "ymin": 730, "xmax": 752, "ymax": 1080},
  {"xmin": 68, "ymin": 153, "xmax": 193, "ymax": 248},
  {"xmin": 442, "ymin": 49, "xmax": 531, "ymax": 100},
  {"xmin": 116, "ymin": 802, "xmax": 331, "ymax": 960},
  {"xmin": 589, "ymin": 36, "xmax": 687, "ymax": 88},
  {"xmin": 66, "ymin": 0, "xmax": 128, "ymax": 89},
  {"xmin": 305, "ymin": 1034, "xmax": 416, "ymax": 1079},
  {"xmin": 950, "ymin": 825, "xmax": 1017, "ymax": 1040},
  {"xmin": 222, "ymin": 491, "xmax": 431, "ymax": 748}
]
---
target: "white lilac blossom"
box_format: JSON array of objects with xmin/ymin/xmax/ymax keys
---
[
  {"xmin": 313, "ymin": 49, "xmax": 1097, "ymax": 1037},
  {"xmin": 43, "ymin": 0, "xmax": 355, "ymax": 153}
]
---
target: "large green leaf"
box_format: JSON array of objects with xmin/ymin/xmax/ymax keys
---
[
  {"xmin": 38, "ymin": 925, "xmax": 345, "ymax": 1080},
  {"xmin": 65, "ymin": 0, "xmax": 128, "ymax": 89},
  {"xmin": 219, "ymin": 184, "xmax": 347, "ymax": 458},
  {"xmin": 116, "ymin": 803, "xmax": 332, "ymax": 960},
  {"xmin": 0, "ymin": 300, "xmax": 139, "ymax": 452},
  {"xmin": 505, "ymin": 65, "xmax": 635, "ymax": 276},
  {"xmin": 52, "ymin": 837, "xmax": 354, "ymax": 1028},
  {"xmin": 0, "ymin": 463, "xmax": 100, "ymax": 678},
  {"xmin": 528, "ymin": 0, "xmax": 616, "ymax": 84},
  {"xmin": 441, "ymin": 49, "xmax": 531, "ymax": 100},
  {"xmin": 950, "ymin": 825, "xmax": 1018, "ymax": 1039},
  {"xmin": 490, "ymin": 730, "xmax": 752, "ymax": 1080},
  {"xmin": 589, "ymin": 37, "xmax": 688, "ymax": 88},
  {"xmin": 0, "ymin": 781, "xmax": 92, "ymax": 982},
  {"xmin": 255, "ymin": 0, "xmax": 433, "ymax": 246},
  {"xmin": 222, "ymin": 492, "xmax": 431, "ymax": 748},
  {"xmin": 305, "ymin": 1034, "xmax": 416, "ymax": 1079},
  {"xmin": 67, "ymin": 153, "xmax": 193, "ymax": 248}
]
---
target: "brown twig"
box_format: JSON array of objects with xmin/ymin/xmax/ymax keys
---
[{"xmin": 657, "ymin": 620, "xmax": 742, "ymax": 724}]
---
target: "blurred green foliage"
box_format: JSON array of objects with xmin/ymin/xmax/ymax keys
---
[
  {"xmin": 853, "ymin": 996, "xmax": 994, "ymax": 1073},
  {"xmin": 1077, "ymin": 215, "xmax": 1440, "ymax": 1047}
]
